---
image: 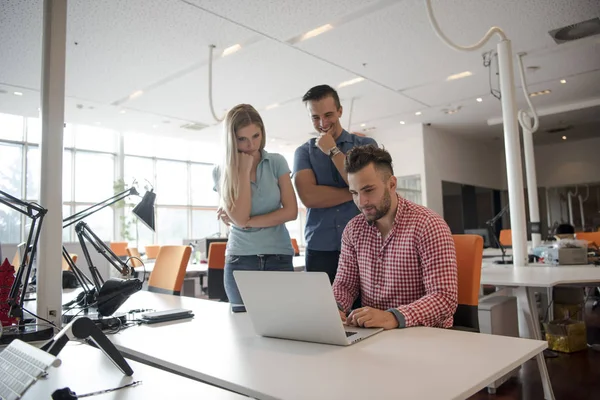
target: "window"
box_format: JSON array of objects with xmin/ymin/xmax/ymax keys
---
[
  {"xmin": 156, "ymin": 160, "xmax": 187, "ymax": 205},
  {"xmin": 74, "ymin": 152, "xmax": 114, "ymax": 203},
  {"xmin": 156, "ymin": 207, "xmax": 187, "ymax": 245},
  {"xmin": 0, "ymin": 208, "xmax": 21, "ymax": 244},
  {"xmin": 74, "ymin": 205, "xmax": 114, "ymax": 242},
  {"xmin": 0, "ymin": 143, "xmax": 23, "ymax": 197},
  {"xmin": 191, "ymin": 164, "xmax": 219, "ymax": 206},
  {"xmin": 124, "ymin": 132, "xmax": 154, "ymax": 157},
  {"xmin": 63, "ymin": 150, "xmax": 73, "ymax": 202},
  {"xmin": 73, "ymin": 125, "xmax": 117, "ymax": 152},
  {"xmin": 396, "ymin": 175, "xmax": 422, "ymax": 205},
  {"xmin": 124, "ymin": 156, "xmax": 154, "ymax": 189},
  {"xmin": 0, "ymin": 113, "xmax": 24, "ymax": 141},
  {"xmin": 26, "ymin": 147, "xmax": 40, "ymax": 200},
  {"xmin": 26, "ymin": 118, "xmax": 41, "ymax": 144},
  {"xmin": 191, "ymin": 209, "xmax": 220, "ymax": 239}
]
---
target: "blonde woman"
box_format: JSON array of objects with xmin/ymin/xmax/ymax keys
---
[{"xmin": 213, "ymin": 104, "xmax": 297, "ymax": 307}]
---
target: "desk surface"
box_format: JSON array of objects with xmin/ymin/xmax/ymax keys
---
[
  {"xmin": 22, "ymin": 342, "xmax": 246, "ymax": 400},
  {"xmin": 110, "ymin": 292, "xmax": 546, "ymax": 400},
  {"xmin": 142, "ymin": 255, "xmax": 305, "ymax": 275},
  {"xmin": 481, "ymin": 265, "xmax": 600, "ymax": 287}
]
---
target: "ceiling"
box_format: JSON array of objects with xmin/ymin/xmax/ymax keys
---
[{"xmin": 0, "ymin": 0, "xmax": 599, "ymax": 152}]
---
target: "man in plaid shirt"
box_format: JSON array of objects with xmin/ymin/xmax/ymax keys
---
[{"xmin": 333, "ymin": 145, "xmax": 458, "ymax": 330}]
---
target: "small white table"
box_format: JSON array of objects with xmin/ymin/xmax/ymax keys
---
[
  {"xmin": 109, "ymin": 291, "xmax": 547, "ymax": 400},
  {"xmin": 22, "ymin": 342, "xmax": 247, "ymax": 400},
  {"xmin": 480, "ymin": 264, "xmax": 600, "ymax": 399}
]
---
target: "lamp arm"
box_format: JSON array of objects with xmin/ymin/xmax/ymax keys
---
[
  {"xmin": 8, "ymin": 208, "xmax": 47, "ymax": 319},
  {"xmin": 75, "ymin": 222, "xmax": 132, "ymax": 290},
  {"xmin": 63, "ymin": 188, "xmax": 137, "ymax": 228},
  {"xmin": 62, "ymin": 247, "xmax": 94, "ymax": 296}
]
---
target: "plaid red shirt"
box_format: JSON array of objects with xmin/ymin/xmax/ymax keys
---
[{"xmin": 333, "ymin": 194, "xmax": 458, "ymax": 328}]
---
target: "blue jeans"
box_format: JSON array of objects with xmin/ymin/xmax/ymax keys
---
[{"xmin": 224, "ymin": 254, "xmax": 293, "ymax": 305}]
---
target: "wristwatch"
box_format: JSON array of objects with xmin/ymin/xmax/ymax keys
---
[{"xmin": 328, "ymin": 146, "xmax": 342, "ymax": 158}]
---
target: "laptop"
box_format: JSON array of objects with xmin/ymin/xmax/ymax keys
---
[{"xmin": 233, "ymin": 271, "xmax": 383, "ymax": 346}]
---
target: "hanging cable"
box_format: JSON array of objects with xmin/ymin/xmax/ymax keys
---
[
  {"xmin": 208, "ymin": 45, "xmax": 225, "ymax": 123},
  {"xmin": 425, "ymin": 0, "xmax": 506, "ymax": 51},
  {"xmin": 516, "ymin": 53, "xmax": 539, "ymax": 134}
]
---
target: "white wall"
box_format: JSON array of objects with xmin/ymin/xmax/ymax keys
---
[
  {"xmin": 371, "ymin": 123, "xmax": 426, "ymax": 178},
  {"xmin": 534, "ymin": 137, "xmax": 600, "ymax": 188},
  {"xmin": 422, "ymin": 126, "xmax": 506, "ymax": 216}
]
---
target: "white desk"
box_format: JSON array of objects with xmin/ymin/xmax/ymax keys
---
[
  {"xmin": 22, "ymin": 342, "xmax": 247, "ymax": 400},
  {"xmin": 480, "ymin": 264, "xmax": 600, "ymax": 399},
  {"xmin": 110, "ymin": 291, "xmax": 547, "ymax": 400}
]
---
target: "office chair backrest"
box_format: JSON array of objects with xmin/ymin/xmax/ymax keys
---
[
  {"xmin": 126, "ymin": 247, "xmax": 143, "ymax": 268},
  {"xmin": 145, "ymin": 245, "xmax": 160, "ymax": 260},
  {"xmin": 499, "ymin": 229, "xmax": 512, "ymax": 247},
  {"xmin": 576, "ymin": 232, "xmax": 600, "ymax": 247},
  {"xmin": 290, "ymin": 238, "xmax": 300, "ymax": 256},
  {"xmin": 147, "ymin": 245, "xmax": 191, "ymax": 295},
  {"xmin": 109, "ymin": 242, "xmax": 129, "ymax": 257},
  {"xmin": 207, "ymin": 242, "xmax": 227, "ymax": 301},
  {"xmin": 61, "ymin": 254, "xmax": 78, "ymax": 271},
  {"xmin": 452, "ymin": 234, "xmax": 483, "ymax": 331}
]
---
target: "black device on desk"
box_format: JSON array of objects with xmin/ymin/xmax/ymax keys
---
[{"xmin": 139, "ymin": 308, "xmax": 194, "ymax": 324}]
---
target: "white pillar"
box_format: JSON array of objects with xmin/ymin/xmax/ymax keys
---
[
  {"xmin": 37, "ymin": 0, "xmax": 67, "ymax": 326},
  {"xmin": 497, "ymin": 39, "xmax": 528, "ymax": 266},
  {"xmin": 522, "ymin": 126, "xmax": 541, "ymax": 248}
]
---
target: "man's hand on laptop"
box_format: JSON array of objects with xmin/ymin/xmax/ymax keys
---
[
  {"xmin": 339, "ymin": 310, "xmax": 347, "ymax": 324},
  {"xmin": 347, "ymin": 307, "xmax": 398, "ymax": 330}
]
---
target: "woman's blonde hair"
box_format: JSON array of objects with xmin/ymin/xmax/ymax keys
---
[{"xmin": 219, "ymin": 104, "xmax": 266, "ymax": 208}]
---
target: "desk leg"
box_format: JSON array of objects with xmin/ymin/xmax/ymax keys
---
[{"xmin": 516, "ymin": 286, "xmax": 555, "ymax": 400}]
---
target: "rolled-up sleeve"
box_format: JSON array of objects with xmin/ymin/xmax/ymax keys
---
[{"xmin": 393, "ymin": 216, "xmax": 458, "ymax": 328}]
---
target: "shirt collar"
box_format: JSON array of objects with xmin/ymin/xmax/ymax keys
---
[{"xmin": 258, "ymin": 149, "xmax": 272, "ymax": 164}]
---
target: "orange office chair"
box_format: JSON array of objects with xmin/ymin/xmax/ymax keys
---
[
  {"xmin": 126, "ymin": 247, "xmax": 143, "ymax": 268},
  {"xmin": 61, "ymin": 254, "xmax": 78, "ymax": 271},
  {"xmin": 147, "ymin": 245, "xmax": 191, "ymax": 295},
  {"xmin": 452, "ymin": 234, "xmax": 484, "ymax": 332},
  {"xmin": 499, "ymin": 229, "xmax": 512, "ymax": 247},
  {"xmin": 145, "ymin": 245, "xmax": 160, "ymax": 260},
  {"xmin": 575, "ymin": 232, "xmax": 600, "ymax": 248},
  {"xmin": 109, "ymin": 242, "xmax": 129, "ymax": 257},
  {"xmin": 290, "ymin": 238, "xmax": 300, "ymax": 256},
  {"xmin": 207, "ymin": 242, "xmax": 227, "ymax": 301}
]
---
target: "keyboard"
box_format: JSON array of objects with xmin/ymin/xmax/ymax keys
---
[
  {"xmin": 0, "ymin": 339, "xmax": 61, "ymax": 400},
  {"xmin": 345, "ymin": 331, "xmax": 357, "ymax": 337}
]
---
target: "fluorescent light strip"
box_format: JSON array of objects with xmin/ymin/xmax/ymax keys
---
[
  {"xmin": 222, "ymin": 44, "xmax": 242, "ymax": 57},
  {"xmin": 265, "ymin": 103, "xmax": 280, "ymax": 110},
  {"xmin": 338, "ymin": 77, "xmax": 365, "ymax": 88},
  {"xmin": 446, "ymin": 71, "xmax": 472, "ymax": 81},
  {"xmin": 129, "ymin": 90, "xmax": 144, "ymax": 100},
  {"xmin": 529, "ymin": 89, "xmax": 551, "ymax": 97},
  {"xmin": 301, "ymin": 24, "xmax": 333, "ymax": 41},
  {"xmin": 13, "ymin": 91, "xmax": 23, "ymax": 96}
]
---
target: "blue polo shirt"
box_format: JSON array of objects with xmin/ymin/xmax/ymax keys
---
[
  {"xmin": 213, "ymin": 150, "xmax": 294, "ymax": 256},
  {"xmin": 293, "ymin": 130, "xmax": 377, "ymax": 251}
]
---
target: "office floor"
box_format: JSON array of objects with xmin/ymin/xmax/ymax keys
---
[{"xmin": 469, "ymin": 298, "xmax": 600, "ymax": 400}]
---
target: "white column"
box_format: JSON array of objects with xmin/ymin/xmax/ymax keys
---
[
  {"xmin": 497, "ymin": 39, "xmax": 528, "ymax": 266},
  {"xmin": 37, "ymin": 0, "xmax": 67, "ymax": 326},
  {"xmin": 522, "ymin": 126, "xmax": 541, "ymax": 248}
]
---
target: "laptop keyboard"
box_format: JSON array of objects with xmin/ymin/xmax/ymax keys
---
[{"xmin": 345, "ymin": 331, "xmax": 357, "ymax": 337}]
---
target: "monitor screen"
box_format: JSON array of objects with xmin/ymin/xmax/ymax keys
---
[{"xmin": 464, "ymin": 228, "xmax": 491, "ymax": 248}]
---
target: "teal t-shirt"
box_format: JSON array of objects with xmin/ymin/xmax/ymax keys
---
[{"xmin": 213, "ymin": 150, "xmax": 294, "ymax": 256}]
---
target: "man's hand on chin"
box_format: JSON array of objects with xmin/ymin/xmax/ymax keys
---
[{"xmin": 347, "ymin": 307, "xmax": 399, "ymax": 330}]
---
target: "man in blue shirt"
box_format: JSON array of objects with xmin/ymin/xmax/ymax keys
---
[{"xmin": 293, "ymin": 85, "xmax": 377, "ymax": 284}]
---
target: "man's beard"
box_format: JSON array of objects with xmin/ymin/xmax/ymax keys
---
[{"xmin": 363, "ymin": 190, "xmax": 391, "ymax": 223}]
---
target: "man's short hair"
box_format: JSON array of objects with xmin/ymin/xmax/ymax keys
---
[
  {"xmin": 302, "ymin": 85, "xmax": 341, "ymax": 109},
  {"xmin": 345, "ymin": 145, "xmax": 394, "ymax": 178}
]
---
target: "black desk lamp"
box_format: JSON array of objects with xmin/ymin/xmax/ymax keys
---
[
  {"xmin": 0, "ymin": 189, "xmax": 54, "ymax": 344},
  {"xmin": 486, "ymin": 204, "xmax": 512, "ymax": 265},
  {"xmin": 62, "ymin": 186, "xmax": 155, "ymax": 323}
]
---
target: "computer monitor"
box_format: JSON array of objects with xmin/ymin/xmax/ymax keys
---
[
  {"xmin": 183, "ymin": 237, "xmax": 228, "ymax": 260},
  {"xmin": 464, "ymin": 229, "xmax": 491, "ymax": 248}
]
